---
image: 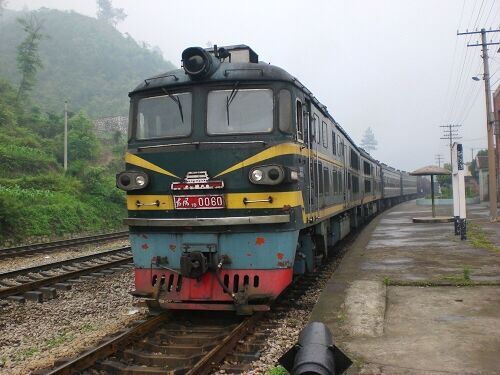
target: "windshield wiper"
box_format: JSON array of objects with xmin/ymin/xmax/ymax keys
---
[
  {"xmin": 161, "ymin": 88, "xmax": 184, "ymax": 123},
  {"xmin": 226, "ymin": 81, "xmax": 239, "ymax": 126}
]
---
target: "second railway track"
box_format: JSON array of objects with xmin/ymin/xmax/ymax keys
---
[
  {"xmin": 0, "ymin": 230, "xmax": 129, "ymax": 260},
  {"xmin": 0, "ymin": 247, "xmax": 132, "ymax": 301}
]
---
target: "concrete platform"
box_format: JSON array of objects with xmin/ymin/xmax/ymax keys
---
[{"xmin": 310, "ymin": 200, "xmax": 500, "ymax": 375}]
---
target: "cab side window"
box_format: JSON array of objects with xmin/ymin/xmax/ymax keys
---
[{"xmin": 296, "ymin": 100, "xmax": 303, "ymax": 142}]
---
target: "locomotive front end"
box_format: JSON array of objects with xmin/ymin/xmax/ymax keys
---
[{"xmin": 118, "ymin": 45, "xmax": 305, "ymax": 313}]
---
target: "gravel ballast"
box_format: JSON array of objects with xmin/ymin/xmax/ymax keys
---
[{"xmin": 0, "ymin": 269, "xmax": 147, "ymax": 375}]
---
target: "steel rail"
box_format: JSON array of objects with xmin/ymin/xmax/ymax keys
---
[
  {"xmin": 44, "ymin": 314, "xmax": 170, "ymax": 375},
  {"xmin": 0, "ymin": 250, "xmax": 132, "ymax": 299},
  {"xmin": 0, "ymin": 246, "xmax": 131, "ymax": 279},
  {"xmin": 0, "ymin": 230, "xmax": 128, "ymax": 260},
  {"xmin": 187, "ymin": 312, "xmax": 264, "ymax": 375}
]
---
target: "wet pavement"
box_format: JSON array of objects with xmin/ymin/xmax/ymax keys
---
[{"xmin": 310, "ymin": 200, "xmax": 500, "ymax": 375}]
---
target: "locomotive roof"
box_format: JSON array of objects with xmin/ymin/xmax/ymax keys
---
[{"xmin": 130, "ymin": 60, "xmax": 368, "ymax": 164}]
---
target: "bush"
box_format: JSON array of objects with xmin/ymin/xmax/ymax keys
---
[{"xmin": 0, "ymin": 144, "xmax": 59, "ymax": 176}]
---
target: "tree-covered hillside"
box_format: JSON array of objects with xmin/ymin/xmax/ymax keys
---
[
  {"xmin": 0, "ymin": 78, "xmax": 127, "ymax": 244},
  {"xmin": 0, "ymin": 8, "xmax": 176, "ymax": 118}
]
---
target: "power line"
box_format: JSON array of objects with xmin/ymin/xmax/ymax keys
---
[
  {"xmin": 441, "ymin": 0, "xmax": 468, "ymax": 125},
  {"xmin": 440, "ymin": 124, "xmax": 462, "ymax": 163},
  {"xmin": 435, "ymin": 154, "xmax": 444, "ymax": 167},
  {"xmin": 456, "ymin": 59, "xmax": 483, "ymax": 122},
  {"xmin": 473, "ymin": 0, "xmax": 486, "ymax": 29},
  {"xmin": 458, "ymin": 67, "xmax": 483, "ymax": 124},
  {"xmin": 446, "ymin": 0, "xmax": 493, "ymax": 124},
  {"xmin": 482, "ymin": 0, "xmax": 497, "ymax": 25}
]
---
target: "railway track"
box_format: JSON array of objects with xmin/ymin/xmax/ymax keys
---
[
  {"xmin": 0, "ymin": 247, "xmax": 132, "ymax": 302},
  {"xmin": 35, "ymin": 239, "xmax": 352, "ymax": 374},
  {"xmin": 0, "ymin": 230, "xmax": 129, "ymax": 260},
  {"xmin": 38, "ymin": 311, "xmax": 263, "ymax": 375},
  {"xmin": 35, "ymin": 217, "xmax": 364, "ymax": 375}
]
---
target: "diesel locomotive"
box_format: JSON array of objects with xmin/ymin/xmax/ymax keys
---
[{"xmin": 116, "ymin": 45, "xmax": 417, "ymax": 314}]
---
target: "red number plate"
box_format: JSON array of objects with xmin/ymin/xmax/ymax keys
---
[{"xmin": 173, "ymin": 195, "xmax": 225, "ymax": 210}]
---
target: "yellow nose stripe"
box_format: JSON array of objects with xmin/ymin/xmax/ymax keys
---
[{"xmin": 125, "ymin": 153, "xmax": 180, "ymax": 179}]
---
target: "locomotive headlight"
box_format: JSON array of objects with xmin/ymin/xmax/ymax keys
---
[
  {"xmin": 116, "ymin": 171, "xmax": 149, "ymax": 191},
  {"xmin": 119, "ymin": 174, "xmax": 131, "ymax": 186},
  {"xmin": 250, "ymin": 169, "xmax": 264, "ymax": 182},
  {"xmin": 268, "ymin": 168, "xmax": 280, "ymax": 181},
  {"xmin": 182, "ymin": 47, "xmax": 219, "ymax": 79},
  {"xmin": 135, "ymin": 175, "xmax": 146, "ymax": 186},
  {"xmin": 184, "ymin": 54, "xmax": 206, "ymax": 75},
  {"xmin": 249, "ymin": 165, "xmax": 286, "ymax": 185}
]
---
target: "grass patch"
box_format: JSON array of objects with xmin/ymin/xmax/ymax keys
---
[
  {"xmin": 81, "ymin": 322, "xmax": 96, "ymax": 333},
  {"xmin": 468, "ymin": 223, "xmax": 500, "ymax": 252},
  {"xmin": 266, "ymin": 366, "xmax": 288, "ymax": 375},
  {"xmin": 443, "ymin": 266, "xmax": 472, "ymax": 284},
  {"xmin": 14, "ymin": 346, "xmax": 39, "ymax": 361},
  {"xmin": 383, "ymin": 276, "xmax": 391, "ymax": 286},
  {"xmin": 46, "ymin": 332, "xmax": 75, "ymax": 349},
  {"xmin": 337, "ymin": 310, "xmax": 347, "ymax": 324}
]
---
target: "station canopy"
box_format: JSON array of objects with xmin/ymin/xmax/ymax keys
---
[{"xmin": 410, "ymin": 165, "xmax": 451, "ymax": 176}]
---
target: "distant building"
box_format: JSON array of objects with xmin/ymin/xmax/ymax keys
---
[
  {"xmin": 94, "ymin": 116, "xmax": 128, "ymax": 138},
  {"xmin": 477, "ymin": 155, "xmax": 489, "ymax": 201}
]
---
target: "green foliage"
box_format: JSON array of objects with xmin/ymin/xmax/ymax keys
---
[
  {"xmin": 45, "ymin": 332, "xmax": 75, "ymax": 349},
  {"xmin": 0, "ymin": 144, "xmax": 58, "ymax": 176},
  {"xmin": 0, "ymin": 59, "xmax": 126, "ymax": 243},
  {"xmin": 436, "ymin": 163, "xmax": 452, "ymax": 189},
  {"xmin": 439, "ymin": 185, "xmax": 452, "ymax": 199},
  {"xmin": 0, "ymin": 178, "xmax": 125, "ymax": 241},
  {"xmin": 0, "ymin": 8, "xmax": 175, "ymax": 118},
  {"xmin": 462, "ymin": 266, "xmax": 471, "ymax": 281},
  {"xmin": 96, "ymin": 0, "xmax": 127, "ymax": 26},
  {"xmin": 16, "ymin": 13, "xmax": 44, "ymax": 101},
  {"xmin": 266, "ymin": 366, "xmax": 288, "ymax": 375},
  {"xmin": 67, "ymin": 112, "xmax": 100, "ymax": 162},
  {"xmin": 443, "ymin": 266, "xmax": 472, "ymax": 285},
  {"xmin": 468, "ymin": 222, "xmax": 500, "ymax": 252},
  {"xmin": 0, "ymin": 79, "xmax": 18, "ymax": 127},
  {"xmin": 469, "ymin": 149, "xmax": 487, "ymax": 179}
]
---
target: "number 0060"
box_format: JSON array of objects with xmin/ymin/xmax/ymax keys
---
[{"xmin": 173, "ymin": 195, "xmax": 225, "ymax": 209}]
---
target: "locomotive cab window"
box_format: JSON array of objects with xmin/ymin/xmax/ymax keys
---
[
  {"xmin": 207, "ymin": 88, "xmax": 273, "ymax": 134},
  {"xmin": 296, "ymin": 100, "xmax": 304, "ymax": 142},
  {"xmin": 279, "ymin": 90, "xmax": 292, "ymax": 133},
  {"xmin": 136, "ymin": 92, "xmax": 192, "ymax": 139}
]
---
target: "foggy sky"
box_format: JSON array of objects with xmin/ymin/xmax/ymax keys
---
[{"xmin": 7, "ymin": 0, "xmax": 500, "ymax": 171}]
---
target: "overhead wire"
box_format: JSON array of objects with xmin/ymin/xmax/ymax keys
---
[
  {"xmin": 446, "ymin": 0, "xmax": 482, "ymax": 124},
  {"xmin": 482, "ymin": 0, "xmax": 497, "ymax": 24},
  {"xmin": 441, "ymin": 0, "xmax": 467, "ymax": 124},
  {"xmin": 447, "ymin": 0, "xmax": 492, "ymax": 125},
  {"xmin": 456, "ymin": 60, "xmax": 482, "ymax": 124}
]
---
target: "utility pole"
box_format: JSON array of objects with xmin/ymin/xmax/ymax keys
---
[
  {"xmin": 64, "ymin": 100, "xmax": 68, "ymax": 171},
  {"xmin": 440, "ymin": 124, "xmax": 461, "ymax": 165},
  {"xmin": 435, "ymin": 154, "xmax": 444, "ymax": 168},
  {"xmin": 458, "ymin": 28, "xmax": 499, "ymax": 221}
]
